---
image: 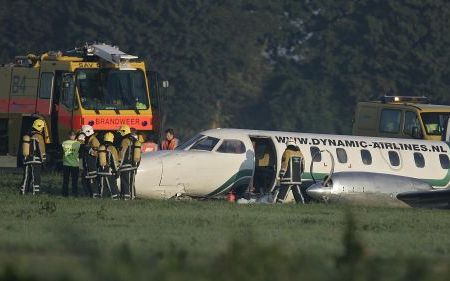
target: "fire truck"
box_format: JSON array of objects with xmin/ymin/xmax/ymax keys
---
[{"xmin": 0, "ymin": 43, "xmax": 165, "ymax": 167}]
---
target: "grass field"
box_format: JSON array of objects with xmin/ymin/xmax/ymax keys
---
[{"xmin": 2, "ymin": 172, "xmax": 450, "ymax": 280}]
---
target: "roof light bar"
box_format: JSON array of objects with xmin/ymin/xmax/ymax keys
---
[{"xmin": 380, "ymin": 95, "xmax": 429, "ymax": 104}]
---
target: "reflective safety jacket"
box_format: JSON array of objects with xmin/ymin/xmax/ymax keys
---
[
  {"xmin": 280, "ymin": 148, "xmax": 304, "ymax": 175},
  {"xmin": 22, "ymin": 131, "xmax": 46, "ymax": 165},
  {"xmin": 82, "ymin": 135, "xmax": 100, "ymax": 179}
]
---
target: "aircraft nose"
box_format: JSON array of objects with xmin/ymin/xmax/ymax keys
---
[{"xmin": 306, "ymin": 183, "xmax": 331, "ymax": 201}]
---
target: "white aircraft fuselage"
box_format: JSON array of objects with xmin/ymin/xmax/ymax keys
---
[{"xmin": 135, "ymin": 128, "xmax": 450, "ymax": 208}]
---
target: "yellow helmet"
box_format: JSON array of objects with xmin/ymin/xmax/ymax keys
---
[
  {"xmin": 118, "ymin": 125, "xmax": 131, "ymax": 136},
  {"xmin": 104, "ymin": 132, "xmax": 114, "ymax": 143},
  {"xmin": 32, "ymin": 119, "xmax": 46, "ymax": 132}
]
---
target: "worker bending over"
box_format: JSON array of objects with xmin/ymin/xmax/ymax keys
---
[
  {"xmin": 276, "ymin": 139, "xmax": 305, "ymax": 203},
  {"xmin": 97, "ymin": 132, "xmax": 120, "ymax": 199},
  {"xmin": 20, "ymin": 119, "xmax": 47, "ymax": 195},
  {"xmin": 118, "ymin": 125, "xmax": 141, "ymax": 199}
]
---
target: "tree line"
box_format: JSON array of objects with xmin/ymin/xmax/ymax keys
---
[{"xmin": 1, "ymin": 0, "xmax": 450, "ymax": 139}]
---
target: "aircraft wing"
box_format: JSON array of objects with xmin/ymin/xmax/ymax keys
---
[{"xmin": 397, "ymin": 189, "xmax": 450, "ymax": 209}]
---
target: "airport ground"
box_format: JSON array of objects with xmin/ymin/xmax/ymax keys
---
[{"xmin": 1, "ymin": 171, "xmax": 450, "ymax": 280}]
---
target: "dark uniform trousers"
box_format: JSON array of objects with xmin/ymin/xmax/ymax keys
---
[
  {"xmin": 119, "ymin": 167, "xmax": 136, "ymax": 199},
  {"xmin": 83, "ymin": 154, "xmax": 99, "ymax": 197},
  {"xmin": 62, "ymin": 166, "xmax": 79, "ymax": 197},
  {"xmin": 21, "ymin": 163, "xmax": 41, "ymax": 194}
]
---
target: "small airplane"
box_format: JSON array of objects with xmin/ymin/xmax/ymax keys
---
[{"xmin": 135, "ymin": 128, "xmax": 450, "ymax": 208}]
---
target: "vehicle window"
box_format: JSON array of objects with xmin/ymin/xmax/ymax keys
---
[
  {"xmin": 388, "ymin": 151, "xmax": 400, "ymax": 166},
  {"xmin": 217, "ymin": 140, "xmax": 246, "ymax": 154},
  {"xmin": 39, "ymin": 72, "xmax": 54, "ymax": 99},
  {"xmin": 439, "ymin": 154, "xmax": 450, "ymax": 169},
  {"xmin": 336, "ymin": 148, "xmax": 348, "ymax": 163},
  {"xmin": 190, "ymin": 136, "xmax": 220, "ymax": 151},
  {"xmin": 380, "ymin": 109, "xmax": 401, "ymax": 133},
  {"xmin": 404, "ymin": 111, "xmax": 420, "ymax": 136},
  {"xmin": 421, "ymin": 112, "xmax": 450, "ymax": 136},
  {"xmin": 413, "ymin": 152, "xmax": 425, "ymax": 168},
  {"xmin": 77, "ymin": 69, "xmax": 149, "ymax": 110},
  {"xmin": 310, "ymin": 146, "xmax": 321, "ymax": 162},
  {"xmin": 176, "ymin": 134, "xmax": 205, "ymax": 150},
  {"xmin": 360, "ymin": 149, "xmax": 372, "ymax": 165}
]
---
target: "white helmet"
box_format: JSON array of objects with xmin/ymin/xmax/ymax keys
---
[
  {"xmin": 81, "ymin": 125, "xmax": 94, "ymax": 137},
  {"xmin": 286, "ymin": 139, "xmax": 297, "ymax": 147}
]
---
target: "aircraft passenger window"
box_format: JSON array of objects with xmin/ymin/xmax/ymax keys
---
[
  {"xmin": 39, "ymin": 72, "xmax": 54, "ymax": 99},
  {"xmin": 360, "ymin": 149, "xmax": 372, "ymax": 165},
  {"xmin": 336, "ymin": 148, "xmax": 348, "ymax": 163},
  {"xmin": 439, "ymin": 154, "xmax": 450, "ymax": 169},
  {"xmin": 217, "ymin": 140, "xmax": 246, "ymax": 154},
  {"xmin": 380, "ymin": 109, "xmax": 401, "ymax": 133},
  {"xmin": 190, "ymin": 136, "xmax": 220, "ymax": 151},
  {"xmin": 414, "ymin": 152, "xmax": 425, "ymax": 168},
  {"xmin": 310, "ymin": 146, "xmax": 321, "ymax": 162},
  {"xmin": 388, "ymin": 151, "xmax": 400, "ymax": 166}
]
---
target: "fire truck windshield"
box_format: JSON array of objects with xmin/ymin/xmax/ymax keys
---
[{"xmin": 76, "ymin": 69, "xmax": 149, "ymax": 110}]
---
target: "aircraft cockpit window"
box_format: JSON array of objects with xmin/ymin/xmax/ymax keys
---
[
  {"xmin": 439, "ymin": 154, "xmax": 450, "ymax": 169},
  {"xmin": 336, "ymin": 148, "xmax": 348, "ymax": 163},
  {"xmin": 217, "ymin": 140, "xmax": 246, "ymax": 154},
  {"xmin": 190, "ymin": 136, "xmax": 220, "ymax": 151},
  {"xmin": 310, "ymin": 146, "xmax": 321, "ymax": 162},
  {"xmin": 414, "ymin": 152, "xmax": 425, "ymax": 168},
  {"xmin": 360, "ymin": 149, "xmax": 372, "ymax": 165},
  {"xmin": 176, "ymin": 134, "xmax": 205, "ymax": 150},
  {"xmin": 388, "ymin": 151, "xmax": 400, "ymax": 166}
]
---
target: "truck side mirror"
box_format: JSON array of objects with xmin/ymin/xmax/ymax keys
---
[
  {"xmin": 62, "ymin": 73, "xmax": 74, "ymax": 88},
  {"xmin": 411, "ymin": 126, "xmax": 422, "ymax": 139}
]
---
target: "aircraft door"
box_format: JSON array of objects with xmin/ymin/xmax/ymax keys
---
[{"xmin": 251, "ymin": 136, "xmax": 278, "ymax": 194}]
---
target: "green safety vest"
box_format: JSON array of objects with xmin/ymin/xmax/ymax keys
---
[{"xmin": 62, "ymin": 140, "xmax": 81, "ymax": 167}]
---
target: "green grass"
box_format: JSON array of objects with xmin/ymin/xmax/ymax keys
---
[{"xmin": 1, "ymin": 172, "xmax": 450, "ymax": 280}]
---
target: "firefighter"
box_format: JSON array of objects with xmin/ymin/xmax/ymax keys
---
[
  {"xmin": 80, "ymin": 125, "xmax": 101, "ymax": 198},
  {"xmin": 97, "ymin": 132, "xmax": 120, "ymax": 199},
  {"xmin": 118, "ymin": 124, "xmax": 141, "ymax": 199},
  {"xmin": 275, "ymin": 139, "xmax": 305, "ymax": 203},
  {"xmin": 161, "ymin": 128, "xmax": 179, "ymax": 150},
  {"xmin": 20, "ymin": 119, "xmax": 47, "ymax": 195}
]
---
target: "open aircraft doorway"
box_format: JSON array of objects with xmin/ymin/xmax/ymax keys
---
[{"xmin": 250, "ymin": 136, "xmax": 278, "ymax": 195}]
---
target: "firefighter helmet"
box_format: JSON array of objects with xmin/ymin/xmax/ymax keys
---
[
  {"xmin": 81, "ymin": 125, "xmax": 94, "ymax": 137},
  {"xmin": 32, "ymin": 119, "xmax": 46, "ymax": 132},
  {"xmin": 104, "ymin": 132, "xmax": 114, "ymax": 143},
  {"xmin": 118, "ymin": 125, "xmax": 131, "ymax": 136},
  {"xmin": 286, "ymin": 139, "xmax": 297, "ymax": 148}
]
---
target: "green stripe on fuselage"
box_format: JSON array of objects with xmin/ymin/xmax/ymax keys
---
[{"xmin": 206, "ymin": 169, "xmax": 253, "ymax": 197}]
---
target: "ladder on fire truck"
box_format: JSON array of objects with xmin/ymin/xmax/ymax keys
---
[{"xmin": 87, "ymin": 43, "xmax": 138, "ymax": 65}]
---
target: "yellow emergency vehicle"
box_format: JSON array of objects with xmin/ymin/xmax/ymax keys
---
[
  {"xmin": 0, "ymin": 43, "xmax": 164, "ymax": 167},
  {"xmin": 352, "ymin": 96, "xmax": 450, "ymax": 141}
]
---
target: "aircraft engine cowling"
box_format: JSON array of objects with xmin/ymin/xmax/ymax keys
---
[{"xmin": 306, "ymin": 172, "xmax": 433, "ymax": 206}]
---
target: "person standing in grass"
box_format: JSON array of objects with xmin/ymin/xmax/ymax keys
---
[{"xmin": 61, "ymin": 131, "xmax": 81, "ymax": 197}]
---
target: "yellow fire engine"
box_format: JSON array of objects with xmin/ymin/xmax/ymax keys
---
[{"xmin": 0, "ymin": 43, "xmax": 164, "ymax": 167}]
